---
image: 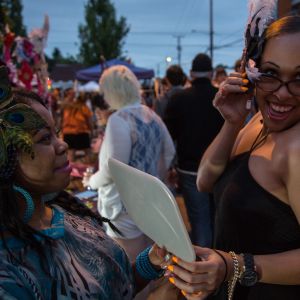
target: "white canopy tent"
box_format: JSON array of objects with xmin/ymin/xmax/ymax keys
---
[{"xmin": 78, "ymin": 81, "xmax": 100, "ymax": 92}]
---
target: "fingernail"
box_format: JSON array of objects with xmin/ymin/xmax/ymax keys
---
[
  {"xmin": 172, "ymin": 256, "xmax": 178, "ymax": 263},
  {"xmin": 242, "ymin": 79, "xmax": 249, "ymax": 84},
  {"xmin": 169, "ymin": 277, "xmax": 175, "ymax": 284},
  {"xmin": 181, "ymin": 290, "xmax": 186, "ymax": 296},
  {"xmin": 167, "ymin": 265, "xmax": 174, "ymax": 272},
  {"xmin": 240, "ymin": 86, "xmax": 248, "ymax": 92}
]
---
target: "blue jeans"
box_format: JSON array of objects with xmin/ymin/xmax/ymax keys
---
[{"xmin": 178, "ymin": 172, "xmax": 213, "ymax": 247}]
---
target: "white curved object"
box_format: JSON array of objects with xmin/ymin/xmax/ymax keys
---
[{"xmin": 108, "ymin": 158, "xmax": 195, "ymax": 262}]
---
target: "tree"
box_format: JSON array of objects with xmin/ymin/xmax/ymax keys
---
[
  {"xmin": 0, "ymin": 0, "xmax": 26, "ymax": 36},
  {"xmin": 52, "ymin": 47, "xmax": 64, "ymax": 62},
  {"xmin": 46, "ymin": 47, "xmax": 78, "ymax": 71},
  {"xmin": 51, "ymin": 47, "xmax": 77, "ymax": 64},
  {"xmin": 78, "ymin": 0, "xmax": 129, "ymax": 65}
]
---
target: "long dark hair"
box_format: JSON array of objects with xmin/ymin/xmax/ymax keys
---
[
  {"xmin": 0, "ymin": 89, "xmax": 114, "ymax": 262},
  {"xmin": 257, "ymin": 15, "xmax": 300, "ymax": 66},
  {"xmin": 265, "ymin": 15, "xmax": 300, "ymax": 40}
]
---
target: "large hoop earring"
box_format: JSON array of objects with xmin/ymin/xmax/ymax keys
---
[{"xmin": 13, "ymin": 185, "xmax": 35, "ymax": 223}]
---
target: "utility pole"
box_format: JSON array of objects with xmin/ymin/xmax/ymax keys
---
[
  {"xmin": 209, "ymin": 0, "xmax": 214, "ymax": 65},
  {"xmin": 156, "ymin": 63, "xmax": 160, "ymax": 77},
  {"xmin": 176, "ymin": 35, "xmax": 182, "ymax": 66},
  {"xmin": 173, "ymin": 34, "xmax": 184, "ymax": 66}
]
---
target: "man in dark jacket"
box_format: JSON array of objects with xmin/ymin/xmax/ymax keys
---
[
  {"xmin": 164, "ymin": 53, "xmax": 224, "ymax": 247},
  {"xmin": 154, "ymin": 64, "xmax": 185, "ymax": 119}
]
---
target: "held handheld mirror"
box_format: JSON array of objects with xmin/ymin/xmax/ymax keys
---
[{"xmin": 108, "ymin": 158, "xmax": 196, "ymax": 262}]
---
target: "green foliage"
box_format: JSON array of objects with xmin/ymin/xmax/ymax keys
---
[
  {"xmin": 78, "ymin": 0, "xmax": 129, "ymax": 65},
  {"xmin": 51, "ymin": 47, "xmax": 77, "ymax": 64},
  {"xmin": 46, "ymin": 47, "xmax": 78, "ymax": 71},
  {"xmin": 0, "ymin": 0, "xmax": 26, "ymax": 36}
]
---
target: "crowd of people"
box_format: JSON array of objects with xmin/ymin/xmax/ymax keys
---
[{"xmin": 0, "ymin": 10, "xmax": 300, "ymax": 300}]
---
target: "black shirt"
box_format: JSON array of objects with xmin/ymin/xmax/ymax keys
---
[
  {"xmin": 164, "ymin": 78, "xmax": 224, "ymax": 172},
  {"xmin": 212, "ymin": 152, "xmax": 300, "ymax": 300}
]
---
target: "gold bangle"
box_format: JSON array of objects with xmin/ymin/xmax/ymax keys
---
[{"xmin": 228, "ymin": 251, "xmax": 240, "ymax": 300}]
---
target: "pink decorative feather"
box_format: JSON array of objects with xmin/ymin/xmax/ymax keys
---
[
  {"xmin": 247, "ymin": 0, "xmax": 278, "ymax": 36},
  {"xmin": 243, "ymin": 0, "xmax": 278, "ymax": 81}
]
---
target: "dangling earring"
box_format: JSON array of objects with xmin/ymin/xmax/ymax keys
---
[{"xmin": 13, "ymin": 185, "xmax": 35, "ymax": 223}]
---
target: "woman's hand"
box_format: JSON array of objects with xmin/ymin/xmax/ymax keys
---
[
  {"xmin": 167, "ymin": 246, "xmax": 227, "ymax": 299},
  {"xmin": 213, "ymin": 72, "xmax": 252, "ymax": 126},
  {"xmin": 167, "ymin": 167, "xmax": 179, "ymax": 189},
  {"xmin": 82, "ymin": 172, "xmax": 92, "ymax": 187},
  {"xmin": 148, "ymin": 244, "xmax": 168, "ymax": 268}
]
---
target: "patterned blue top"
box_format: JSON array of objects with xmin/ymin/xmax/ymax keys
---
[
  {"xmin": 0, "ymin": 206, "xmax": 134, "ymax": 300},
  {"xmin": 88, "ymin": 103, "xmax": 175, "ymax": 238},
  {"xmin": 118, "ymin": 107, "xmax": 163, "ymax": 177}
]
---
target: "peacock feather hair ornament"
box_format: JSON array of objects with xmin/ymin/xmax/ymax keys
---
[
  {"xmin": 241, "ymin": 0, "xmax": 278, "ymax": 82},
  {"xmin": 0, "ymin": 66, "xmax": 47, "ymax": 179}
]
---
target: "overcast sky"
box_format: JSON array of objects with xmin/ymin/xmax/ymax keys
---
[{"xmin": 22, "ymin": 0, "xmax": 248, "ymax": 76}]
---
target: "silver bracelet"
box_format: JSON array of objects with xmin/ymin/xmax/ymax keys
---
[{"xmin": 228, "ymin": 251, "xmax": 240, "ymax": 300}]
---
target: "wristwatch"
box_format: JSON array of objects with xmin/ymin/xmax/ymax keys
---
[{"xmin": 238, "ymin": 253, "xmax": 258, "ymax": 287}]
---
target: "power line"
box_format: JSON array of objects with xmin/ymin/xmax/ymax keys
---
[
  {"xmin": 126, "ymin": 43, "xmax": 208, "ymax": 48},
  {"xmin": 213, "ymin": 38, "xmax": 243, "ymax": 50},
  {"xmin": 175, "ymin": 0, "xmax": 196, "ymax": 34},
  {"xmin": 177, "ymin": 0, "xmax": 198, "ymax": 34},
  {"xmin": 129, "ymin": 30, "xmax": 224, "ymax": 36},
  {"xmin": 216, "ymin": 28, "xmax": 244, "ymax": 44}
]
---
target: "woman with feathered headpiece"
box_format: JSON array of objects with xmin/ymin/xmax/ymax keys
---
[
  {"xmin": 157, "ymin": 2, "xmax": 300, "ymax": 300},
  {"xmin": 0, "ymin": 65, "xmax": 172, "ymax": 299}
]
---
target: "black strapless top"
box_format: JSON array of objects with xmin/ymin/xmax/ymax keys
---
[{"xmin": 211, "ymin": 152, "xmax": 300, "ymax": 300}]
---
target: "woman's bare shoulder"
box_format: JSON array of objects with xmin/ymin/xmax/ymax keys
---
[
  {"xmin": 233, "ymin": 112, "xmax": 263, "ymax": 156},
  {"xmin": 272, "ymin": 122, "xmax": 300, "ymax": 177},
  {"xmin": 275, "ymin": 122, "xmax": 300, "ymax": 153}
]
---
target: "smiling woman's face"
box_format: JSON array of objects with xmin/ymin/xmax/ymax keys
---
[
  {"xmin": 15, "ymin": 101, "xmax": 71, "ymax": 194},
  {"xmin": 256, "ymin": 32, "xmax": 300, "ymax": 132}
]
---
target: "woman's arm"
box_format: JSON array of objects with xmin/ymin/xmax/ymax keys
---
[
  {"xmin": 285, "ymin": 138, "xmax": 300, "ymax": 225},
  {"xmin": 160, "ymin": 121, "xmax": 176, "ymax": 169},
  {"xmin": 88, "ymin": 114, "xmax": 131, "ymax": 189},
  {"xmin": 132, "ymin": 245, "xmax": 167, "ymax": 293},
  {"xmin": 83, "ymin": 105, "xmax": 93, "ymax": 133},
  {"xmin": 255, "ymin": 249, "xmax": 300, "ymax": 285},
  {"xmin": 164, "ymin": 246, "xmax": 300, "ymax": 300},
  {"xmin": 197, "ymin": 72, "xmax": 251, "ymax": 192},
  {"xmin": 197, "ymin": 121, "xmax": 242, "ymax": 192}
]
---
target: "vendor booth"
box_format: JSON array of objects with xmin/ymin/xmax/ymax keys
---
[{"xmin": 76, "ymin": 58, "xmax": 155, "ymax": 81}]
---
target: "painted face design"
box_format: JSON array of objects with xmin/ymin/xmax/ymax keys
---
[{"xmin": 16, "ymin": 101, "xmax": 71, "ymax": 194}]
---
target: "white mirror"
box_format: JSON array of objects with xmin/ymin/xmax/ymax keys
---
[{"xmin": 108, "ymin": 158, "xmax": 195, "ymax": 262}]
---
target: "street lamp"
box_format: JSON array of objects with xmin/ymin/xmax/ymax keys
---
[{"xmin": 166, "ymin": 56, "xmax": 172, "ymax": 64}]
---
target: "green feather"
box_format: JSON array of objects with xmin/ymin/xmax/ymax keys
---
[
  {"xmin": 0, "ymin": 86, "xmax": 47, "ymax": 168},
  {"xmin": 6, "ymin": 127, "xmax": 34, "ymax": 158},
  {"xmin": 1, "ymin": 103, "xmax": 47, "ymax": 131},
  {"xmin": 0, "ymin": 67, "xmax": 46, "ymax": 170},
  {"xmin": 0, "ymin": 103, "xmax": 47, "ymax": 131}
]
